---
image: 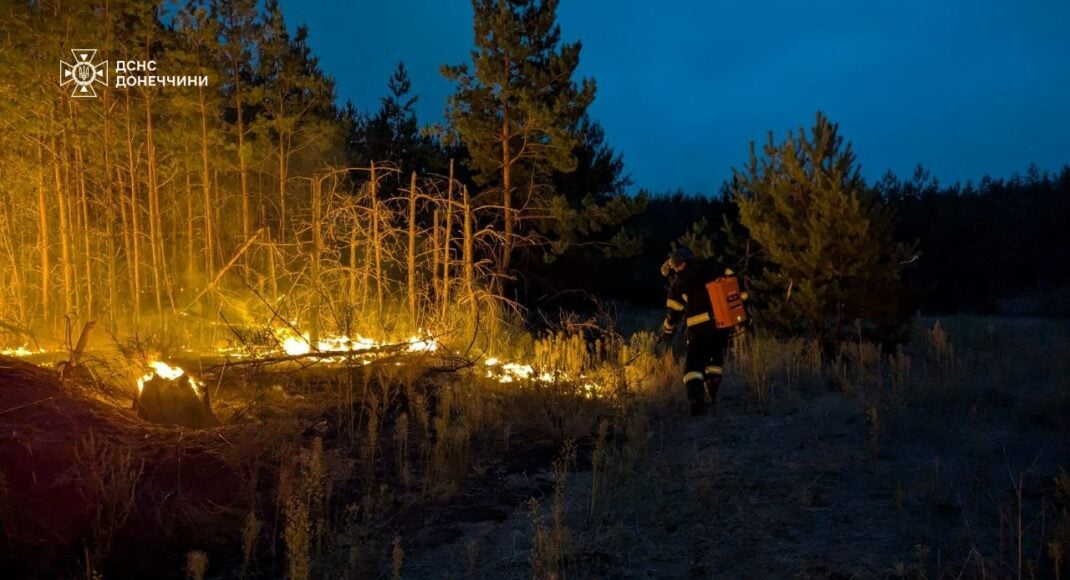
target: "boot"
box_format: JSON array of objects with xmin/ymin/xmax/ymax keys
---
[
  {"xmin": 690, "ymin": 399, "xmax": 707, "ymax": 416},
  {"xmin": 705, "ymin": 375, "xmax": 722, "ymax": 414}
]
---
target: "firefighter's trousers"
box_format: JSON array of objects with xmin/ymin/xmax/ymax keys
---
[{"xmin": 683, "ymin": 324, "xmax": 730, "ymax": 403}]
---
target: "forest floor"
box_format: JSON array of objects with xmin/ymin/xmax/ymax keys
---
[
  {"xmin": 404, "ymin": 316, "xmax": 1070, "ymax": 579},
  {"xmin": 0, "ymin": 316, "xmax": 1067, "ymax": 578}
]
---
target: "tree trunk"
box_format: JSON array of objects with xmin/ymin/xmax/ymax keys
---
[
  {"xmin": 500, "ymin": 101, "xmax": 513, "ymax": 273},
  {"xmin": 277, "ymin": 132, "xmax": 287, "ymax": 244},
  {"xmin": 310, "ymin": 176, "xmax": 323, "ymax": 344},
  {"xmin": 36, "ymin": 143, "xmax": 50, "ymax": 323},
  {"xmin": 432, "ymin": 207, "xmax": 440, "ymax": 318},
  {"xmin": 51, "ymin": 110, "xmax": 73, "ymax": 318},
  {"xmin": 186, "ymin": 169, "xmax": 195, "ymax": 299},
  {"xmin": 0, "ymin": 193, "xmax": 25, "ymax": 321},
  {"xmin": 407, "ymin": 171, "xmax": 417, "ymax": 330},
  {"xmin": 348, "ymin": 204, "xmax": 358, "ymax": 306},
  {"xmin": 69, "ymin": 99, "xmax": 93, "ymax": 319},
  {"xmin": 102, "ymin": 88, "xmax": 117, "ymax": 329},
  {"xmin": 125, "ymin": 93, "xmax": 142, "ymax": 322},
  {"xmin": 264, "ymin": 205, "xmax": 278, "ymax": 301},
  {"xmin": 198, "ymin": 86, "xmax": 215, "ymax": 282},
  {"xmin": 441, "ymin": 159, "xmax": 453, "ymax": 319},
  {"xmin": 117, "ymin": 167, "xmax": 135, "ymax": 324},
  {"xmin": 371, "ymin": 162, "xmax": 384, "ymax": 321},
  {"xmin": 143, "ymin": 90, "xmax": 164, "ymax": 319},
  {"xmin": 235, "ymin": 63, "xmax": 251, "ymax": 262},
  {"xmin": 463, "ymin": 185, "xmax": 476, "ymax": 322}
]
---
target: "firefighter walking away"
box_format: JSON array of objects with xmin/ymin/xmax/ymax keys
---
[{"xmin": 656, "ymin": 247, "xmax": 748, "ymax": 416}]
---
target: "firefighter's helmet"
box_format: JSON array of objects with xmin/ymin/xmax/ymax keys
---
[{"xmin": 669, "ymin": 247, "xmax": 693, "ymax": 269}]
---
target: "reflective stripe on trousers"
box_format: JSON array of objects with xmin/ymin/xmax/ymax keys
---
[{"xmin": 682, "ymin": 371, "xmax": 704, "ymax": 384}]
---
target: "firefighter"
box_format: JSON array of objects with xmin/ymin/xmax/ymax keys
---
[{"xmin": 656, "ymin": 247, "xmax": 738, "ymax": 416}]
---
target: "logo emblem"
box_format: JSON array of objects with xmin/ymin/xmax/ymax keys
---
[{"xmin": 60, "ymin": 49, "xmax": 108, "ymax": 98}]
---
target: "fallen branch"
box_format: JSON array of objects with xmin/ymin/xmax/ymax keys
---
[
  {"xmin": 0, "ymin": 396, "xmax": 54, "ymax": 417},
  {"xmin": 205, "ymin": 345, "xmax": 474, "ymax": 375},
  {"xmin": 182, "ymin": 228, "xmax": 265, "ymax": 313},
  {"xmin": 205, "ymin": 341, "xmax": 421, "ymax": 370},
  {"xmin": 0, "ymin": 319, "xmax": 40, "ymax": 350}
]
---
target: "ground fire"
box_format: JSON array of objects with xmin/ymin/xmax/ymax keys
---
[{"xmin": 134, "ymin": 360, "xmax": 217, "ymax": 428}]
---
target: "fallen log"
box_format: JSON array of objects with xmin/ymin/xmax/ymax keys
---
[{"xmin": 204, "ymin": 344, "xmax": 473, "ymax": 374}]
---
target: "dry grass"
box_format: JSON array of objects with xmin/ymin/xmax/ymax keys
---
[{"xmin": 74, "ymin": 431, "xmax": 144, "ymax": 572}]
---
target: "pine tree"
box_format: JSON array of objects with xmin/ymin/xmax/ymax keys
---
[
  {"xmin": 255, "ymin": 0, "xmax": 338, "ymax": 245},
  {"xmin": 362, "ymin": 62, "xmax": 443, "ymax": 178},
  {"xmin": 733, "ymin": 112, "xmax": 913, "ymax": 348},
  {"xmin": 442, "ymin": 0, "xmax": 595, "ymax": 272},
  {"xmin": 212, "ymin": 0, "xmax": 259, "ymax": 252},
  {"xmin": 545, "ymin": 116, "xmax": 644, "ymax": 257}
]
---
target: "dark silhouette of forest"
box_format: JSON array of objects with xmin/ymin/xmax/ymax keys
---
[{"xmin": 526, "ymin": 164, "xmax": 1070, "ymax": 320}]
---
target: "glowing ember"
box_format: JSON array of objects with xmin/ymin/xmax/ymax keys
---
[{"xmin": 137, "ymin": 360, "xmax": 200, "ymax": 396}]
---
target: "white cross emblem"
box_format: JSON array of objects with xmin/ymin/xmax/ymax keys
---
[{"xmin": 60, "ymin": 49, "xmax": 109, "ymax": 98}]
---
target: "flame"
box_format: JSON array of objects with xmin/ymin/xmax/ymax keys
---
[
  {"xmin": 281, "ymin": 335, "xmax": 311, "ymax": 356},
  {"xmin": 405, "ymin": 336, "xmax": 438, "ymax": 353},
  {"xmin": 479, "ymin": 355, "xmax": 598, "ymax": 393},
  {"xmin": 264, "ymin": 327, "xmax": 601, "ymax": 393},
  {"xmin": 1, "ymin": 346, "xmax": 43, "ymax": 357},
  {"xmin": 149, "ymin": 360, "xmax": 185, "ymax": 380},
  {"xmin": 137, "ymin": 360, "xmax": 200, "ymax": 396},
  {"xmin": 273, "ymin": 328, "xmax": 437, "ymax": 358}
]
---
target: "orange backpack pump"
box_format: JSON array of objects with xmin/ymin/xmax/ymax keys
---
[{"xmin": 705, "ymin": 276, "xmax": 748, "ymax": 329}]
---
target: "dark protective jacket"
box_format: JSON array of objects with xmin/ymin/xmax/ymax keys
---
[{"xmin": 662, "ymin": 257, "xmax": 736, "ymax": 337}]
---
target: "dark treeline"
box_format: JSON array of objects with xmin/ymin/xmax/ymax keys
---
[
  {"xmin": 880, "ymin": 164, "xmax": 1070, "ymax": 316},
  {"xmin": 533, "ymin": 164, "xmax": 1070, "ymax": 319}
]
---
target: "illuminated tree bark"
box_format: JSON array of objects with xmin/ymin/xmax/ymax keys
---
[
  {"xmin": 462, "ymin": 185, "xmax": 476, "ymax": 321},
  {"xmin": 407, "ymin": 171, "xmax": 418, "ymax": 329},
  {"xmin": 441, "ymin": 159, "xmax": 454, "ymax": 318},
  {"xmin": 123, "ymin": 93, "xmax": 142, "ymax": 322},
  {"xmin": 36, "ymin": 144, "xmax": 50, "ymax": 322}
]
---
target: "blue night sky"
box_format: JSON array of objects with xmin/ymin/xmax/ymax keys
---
[{"xmin": 279, "ymin": 0, "xmax": 1070, "ymax": 194}]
